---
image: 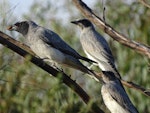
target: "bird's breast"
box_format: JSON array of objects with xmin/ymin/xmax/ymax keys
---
[{"xmin": 101, "ymin": 85, "xmax": 128, "ymax": 113}]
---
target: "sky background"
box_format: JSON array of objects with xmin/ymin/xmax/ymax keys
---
[
  {"xmin": 7, "ymin": 0, "xmax": 98, "ymax": 16},
  {"xmin": 0, "ymin": 0, "xmax": 99, "ymax": 27},
  {"xmin": 8, "ymin": 0, "xmax": 34, "ymax": 15}
]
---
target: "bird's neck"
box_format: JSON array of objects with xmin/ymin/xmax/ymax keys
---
[{"xmin": 82, "ymin": 26, "xmax": 95, "ymax": 32}]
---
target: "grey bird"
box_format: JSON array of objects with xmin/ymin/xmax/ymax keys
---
[
  {"xmin": 7, "ymin": 21, "xmax": 99, "ymax": 81},
  {"xmin": 101, "ymin": 71, "xmax": 138, "ymax": 113},
  {"xmin": 71, "ymin": 19, "xmax": 121, "ymax": 79}
]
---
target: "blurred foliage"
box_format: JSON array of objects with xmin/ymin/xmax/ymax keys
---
[{"xmin": 0, "ymin": 0, "xmax": 150, "ymax": 113}]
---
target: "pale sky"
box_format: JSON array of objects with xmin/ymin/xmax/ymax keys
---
[
  {"xmin": 2, "ymin": 0, "xmax": 98, "ymax": 25},
  {"xmin": 1, "ymin": 0, "xmax": 98, "ymax": 34},
  {"xmin": 6, "ymin": 0, "xmax": 97, "ymax": 16},
  {"xmin": 8, "ymin": 0, "xmax": 34, "ymax": 15}
]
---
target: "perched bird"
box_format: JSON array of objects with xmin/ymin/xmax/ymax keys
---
[
  {"xmin": 101, "ymin": 71, "xmax": 138, "ymax": 113},
  {"xmin": 71, "ymin": 19, "xmax": 121, "ymax": 79},
  {"xmin": 7, "ymin": 21, "xmax": 99, "ymax": 81}
]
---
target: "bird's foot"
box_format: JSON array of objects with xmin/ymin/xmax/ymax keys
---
[
  {"xmin": 51, "ymin": 63, "xmax": 64, "ymax": 72},
  {"xmin": 56, "ymin": 67, "xmax": 64, "ymax": 72},
  {"xmin": 36, "ymin": 57, "xmax": 47, "ymax": 66}
]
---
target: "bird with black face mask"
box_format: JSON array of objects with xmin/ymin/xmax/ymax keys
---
[
  {"xmin": 7, "ymin": 21, "xmax": 99, "ymax": 81},
  {"xmin": 71, "ymin": 19, "xmax": 121, "ymax": 79},
  {"xmin": 101, "ymin": 71, "xmax": 139, "ymax": 113}
]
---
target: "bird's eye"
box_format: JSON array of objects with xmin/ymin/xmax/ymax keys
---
[{"xmin": 14, "ymin": 22, "xmax": 21, "ymax": 27}]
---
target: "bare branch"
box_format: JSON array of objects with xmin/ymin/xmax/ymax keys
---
[
  {"xmin": 97, "ymin": 73, "xmax": 150, "ymax": 97},
  {"xmin": 139, "ymin": 0, "xmax": 150, "ymax": 9},
  {"xmin": 72, "ymin": 0, "xmax": 150, "ymax": 58},
  {"xmin": 121, "ymin": 80, "xmax": 150, "ymax": 97},
  {"xmin": 0, "ymin": 31, "xmax": 104, "ymax": 113}
]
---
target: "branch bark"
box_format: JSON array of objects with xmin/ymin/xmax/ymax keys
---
[
  {"xmin": 121, "ymin": 80, "xmax": 150, "ymax": 96},
  {"xmin": 72, "ymin": 0, "xmax": 150, "ymax": 58},
  {"xmin": 0, "ymin": 31, "xmax": 104, "ymax": 113}
]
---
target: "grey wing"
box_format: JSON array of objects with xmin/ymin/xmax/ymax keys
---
[
  {"xmin": 40, "ymin": 29, "xmax": 80, "ymax": 55},
  {"xmin": 96, "ymin": 32, "xmax": 115, "ymax": 64},
  {"xmin": 108, "ymin": 82, "xmax": 138, "ymax": 113},
  {"xmin": 38, "ymin": 28, "xmax": 96, "ymax": 63},
  {"xmin": 96, "ymin": 33, "xmax": 123, "ymax": 79},
  {"xmin": 83, "ymin": 31, "xmax": 115, "ymax": 64}
]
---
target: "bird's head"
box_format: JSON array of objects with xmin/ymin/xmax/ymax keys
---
[
  {"xmin": 7, "ymin": 21, "xmax": 36, "ymax": 36},
  {"xmin": 71, "ymin": 19, "xmax": 93, "ymax": 29},
  {"xmin": 101, "ymin": 71, "xmax": 117, "ymax": 83}
]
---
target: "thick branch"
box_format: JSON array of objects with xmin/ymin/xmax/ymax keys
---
[
  {"xmin": 0, "ymin": 31, "xmax": 104, "ymax": 113},
  {"xmin": 72, "ymin": 0, "xmax": 150, "ymax": 58}
]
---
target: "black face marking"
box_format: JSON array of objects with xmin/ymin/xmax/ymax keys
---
[
  {"xmin": 14, "ymin": 22, "xmax": 20, "ymax": 26},
  {"xmin": 78, "ymin": 19, "xmax": 92, "ymax": 27},
  {"xmin": 102, "ymin": 71, "xmax": 117, "ymax": 81},
  {"xmin": 14, "ymin": 21, "xmax": 28, "ymax": 27},
  {"xmin": 14, "ymin": 21, "xmax": 29, "ymax": 35}
]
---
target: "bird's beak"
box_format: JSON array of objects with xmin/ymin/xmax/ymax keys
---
[
  {"xmin": 7, "ymin": 25, "xmax": 17, "ymax": 31},
  {"xmin": 71, "ymin": 20, "xmax": 83, "ymax": 29},
  {"xmin": 71, "ymin": 21, "xmax": 78, "ymax": 25}
]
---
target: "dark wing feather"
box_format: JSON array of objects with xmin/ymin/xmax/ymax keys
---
[
  {"xmin": 38, "ymin": 28, "xmax": 96, "ymax": 63},
  {"xmin": 96, "ymin": 32, "xmax": 115, "ymax": 64},
  {"xmin": 107, "ymin": 81, "xmax": 138, "ymax": 113},
  {"xmin": 81, "ymin": 30, "xmax": 115, "ymax": 64}
]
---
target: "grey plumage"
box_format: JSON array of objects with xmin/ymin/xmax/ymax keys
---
[
  {"xmin": 7, "ymin": 21, "xmax": 99, "ymax": 81},
  {"xmin": 71, "ymin": 19, "xmax": 121, "ymax": 79},
  {"xmin": 101, "ymin": 71, "xmax": 138, "ymax": 113}
]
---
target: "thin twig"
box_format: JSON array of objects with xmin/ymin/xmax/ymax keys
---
[
  {"xmin": 96, "ymin": 73, "xmax": 150, "ymax": 97},
  {"xmin": 121, "ymin": 80, "xmax": 150, "ymax": 97}
]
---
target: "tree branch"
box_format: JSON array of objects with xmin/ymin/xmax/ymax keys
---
[
  {"xmin": 121, "ymin": 80, "xmax": 150, "ymax": 97},
  {"xmin": 139, "ymin": 0, "xmax": 150, "ymax": 9},
  {"xmin": 0, "ymin": 31, "xmax": 104, "ymax": 113},
  {"xmin": 72, "ymin": 0, "xmax": 150, "ymax": 58},
  {"xmin": 97, "ymin": 73, "xmax": 150, "ymax": 97}
]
